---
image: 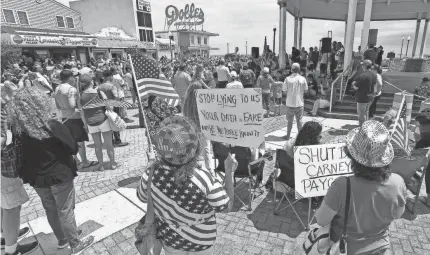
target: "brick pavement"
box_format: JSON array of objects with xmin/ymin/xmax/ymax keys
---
[{"xmin": 20, "ymin": 107, "xmax": 430, "ymax": 255}]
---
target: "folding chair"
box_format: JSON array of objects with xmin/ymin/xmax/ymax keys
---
[
  {"xmin": 392, "ymin": 149, "xmax": 430, "ymax": 215},
  {"xmin": 212, "ymin": 142, "xmax": 266, "ymax": 211},
  {"xmin": 272, "ymin": 149, "xmax": 307, "ymax": 229}
]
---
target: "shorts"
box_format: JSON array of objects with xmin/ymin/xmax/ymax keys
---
[
  {"xmin": 163, "ymin": 245, "xmax": 213, "ymax": 255},
  {"xmin": 87, "ymin": 118, "xmax": 111, "ymax": 134},
  {"xmin": 1, "ymin": 176, "xmax": 29, "ymax": 209},
  {"xmin": 274, "ymin": 98, "xmax": 282, "ymax": 105},
  {"xmin": 62, "ymin": 118, "xmax": 89, "ymax": 142}
]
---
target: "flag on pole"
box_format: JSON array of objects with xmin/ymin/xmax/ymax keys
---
[
  {"xmin": 130, "ymin": 55, "xmax": 180, "ymax": 106},
  {"xmin": 389, "ymin": 102, "xmax": 412, "ymax": 157}
]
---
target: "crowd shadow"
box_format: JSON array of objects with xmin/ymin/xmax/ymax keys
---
[
  {"xmin": 126, "ymin": 124, "xmax": 144, "ymax": 130},
  {"xmin": 265, "ymin": 135, "xmax": 288, "ymax": 142},
  {"xmin": 118, "ymin": 176, "xmax": 141, "ymax": 189},
  {"xmin": 340, "ymin": 124, "xmax": 359, "ymax": 131}
]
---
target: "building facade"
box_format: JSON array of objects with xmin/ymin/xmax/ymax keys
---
[
  {"xmin": 70, "ymin": 0, "xmax": 157, "ymax": 60},
  {"xmin": 1, "ymin": 0, "xmax": 97, "ymax": 64}
]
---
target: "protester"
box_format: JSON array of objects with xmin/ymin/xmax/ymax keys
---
[
  {"xmin": 414, "ymin": 109, "xmax": 430, "ymax": 206},
  {"xmin": 54, "ymin": 70, "xmax": 93, "ymax": 168},
  {"xmin": 271, "ymin": 76, "xmax": 284, "ymax": 116},
  {"xmin": 1, "ymin": 101, "xmax": 39, "ymax": 255},
  {"xmin": 309, "ymin": 83, "xmax": 333, "ymax": 116},
  {"xmin": 80, "ymin": 75, "xmax": 116, "ymax": 171},
  {"xmin": 124, "ymin": 67, "xmax": 137, "ymax": 107},
  {"xmin": 111, "ymin": 67, "xmax": 132, "ymax": 123},
  {"xmin": 98, "ymin": 70, "xmax": 128, "ymax": 147},
  {"xmin": 203, "ymin": 69, "xmax": 217, "ymax": 89},
  {"xmin": 369, "ymin": 65, "xmax": 383, "ymax": 118},
  {"xmin": 414, "ymin": 77, "xmax": 430, "ymax": 98},
  {"xmin": 315, "ymin": 120, "xmax": 406, "ymax": 255},
  {"xmin": 172, "ymin": 63, "xmax": 192, "ymax": 104},
  {"xmin": 352, "ymin": 59, "xmax": 376, "ymax": 126},
  {"xmin": 364, "ymin": 44, "xmax": 377, "ymax": 63},
  {"xmin": 226, "ymin": 71, "xmax": 243, "ymax": 89},
  {"xmin": 239, "ymin": 65, "xmax": 256, "ymax": 88},
  {"xmin": 216, "ymin": 59, "xmax": 231, "ymax": 88},
  {"xmin": 7, "ymin": 87, "xmax": 95, "ymax": 254},
  {"xmin": 137, "ymin": 116, "xmax": 232, "ymax": 254},
  {"xmin": 376, "ymin": 46, "xmax": 384, "ymax": 66},
  {"xmin": 256, "ymin": 67, "xmax": 274, "ymax": 117},
  {"xmin": 283, "ymin": 121, "xmax": 322, "ymax": 160},
  {"xmin": 282, "ymin": 63, "xmax": 308, "ymax": 140}
]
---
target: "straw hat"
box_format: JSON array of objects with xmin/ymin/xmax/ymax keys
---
[
  {"xmin": 155, "ymin": 116, "xmax": 200, "ymax": 166},
  {"xmin": 345, "ymin": 120, "xmax": 394, "ymax": 168}
]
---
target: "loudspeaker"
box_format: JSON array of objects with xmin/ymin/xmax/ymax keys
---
[
  {"xmin": 321, "ymin": 37, "xmax": 332, "ymax": 53},
  {"xmin": 251, "ymin": 47, "xmax": 259, "ymax": 58}
]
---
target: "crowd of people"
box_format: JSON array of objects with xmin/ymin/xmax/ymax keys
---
[{"xmin": 1, "ymin": 40, "xmax": 429, "ymax": 255}]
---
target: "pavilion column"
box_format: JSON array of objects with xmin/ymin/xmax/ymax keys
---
[
  {"xmin": 294, "ymin": 16, "xmax": 299, "ymax": 48},
  {"xmin": 420, "ymin": 19, "xmax": 429, "ymax": 58},
  {"xmin": 344, "ymin": 17, "xmax": 348, "ymax": 45},
  {"xmin": 299, "ymin": 17, "xmax": 303, "ymax": 49},
  {"xmin": 278, "ymin": 0, "xmax": 288, "ymax": 68},
  {"xmin": 344, "ymin": 0, "xmax": 358, "ymax": 72},
  {"xmin": 412, "ymin": 18, "xmax": 422, "ymax": 57},
  {"xmin": 360, "ymin": 0, "xmax": 373, "ymax": 51}
]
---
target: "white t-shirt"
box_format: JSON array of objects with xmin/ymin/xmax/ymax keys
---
[
  {"xmin": 216, "ymin": 66, "xmax": 231, "ymax": 82},
  {"xmin": 283, "ymin": 73, "xmax": 308, "ymax": 108},
  {"xmin": 112, "ymin": 74, "xmax": 125, "ymax": 98},
  {"xmin": 226, "ymin": 81, "xmax": 243, "ymax": 89}
]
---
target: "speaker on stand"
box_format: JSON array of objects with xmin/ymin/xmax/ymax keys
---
[{"xmin": 251, "ymin": 47, "xmax": 259, "ymax": 58}]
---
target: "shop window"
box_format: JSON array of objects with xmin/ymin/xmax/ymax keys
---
[
  {"xmin": 204, "ymin": 37, "xmax": 208, "ymax": 45},
  {"xmin": 66, "ymin": 17, "xmax": 74, "ymax": 28},
  {"xmin": 56, "ymin": 16, "xmax": 65, "ymax": 28},
  {"xmin": 17, "ymin": 11, "xmax": 29, "ymax": 25},
  {"xmin": 197, "ymin": 36, "xmax": 201, "ymax": 45},
  {"xmin": 191, "ymin": 36, "xmax": 194, "ymax": 44},
  {"xmin": 139, "ymin": 29, "xmax": 153, "ymax": 42},
  {"xmin": 3, "ymin": 9, "xmax": 16, "ymax": 24},
  {"xmin": 137, "ymin": 12, "xmax": 152, "ymax": 27}
]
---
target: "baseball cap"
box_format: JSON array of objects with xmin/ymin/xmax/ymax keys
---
[
  {"xmin": 79, "ymin": 67, "xmax": 94, "ymax": 76},
  {"xmin": 263, "ymin": 67, "xmax": 270, "ymax": 73}
]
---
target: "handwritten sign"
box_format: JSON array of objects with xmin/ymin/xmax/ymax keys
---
[
  {"xmin": 196, "ymin": 89, "xmax": 265, "ymax": 148},
  {"xmin": 165, "ymin": 3, "xmax": 204, "ymax": 29},
  {"xmin": 294, "ymin": 143, "xmax": 353, "ymax": 198}
]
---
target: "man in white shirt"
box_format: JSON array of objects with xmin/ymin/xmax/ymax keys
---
[
  {"xmin": 226, "ymin": 71, "xmax": 243, "ymax": 89},
  {"xmin": 216, "ymin": 59, "xmax": 231, "ymax": 88},
  {"xmin": 282, "ymin": 63, "xmax": 308, "ymax": 140},
  {"xmin": 110, "ymin": 67, "xmax": 132, "ymax": 123}
]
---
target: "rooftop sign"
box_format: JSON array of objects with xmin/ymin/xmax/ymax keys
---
[{"xmin": 165, "ymin": 3, "xmax": 204, "ymax": 30}]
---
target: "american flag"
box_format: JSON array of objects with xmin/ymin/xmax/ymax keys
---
[
  {"xmin": 82, "ymin": 98, "xmax": 133, "ymax": 109},
  {"xmin": 130, "ymin": 55, "xmax": 180, "ymax": 106},
  {"xmin": 137, "ymin": 165, "xmax": 229, "ymax": 251},
  {"xmin": 389, "ymin": 102, "xmax": 412, "ymax": 157}
]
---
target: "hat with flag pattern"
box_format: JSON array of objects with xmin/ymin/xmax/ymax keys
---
[
  {"xmin": 346, "ymin": 120, "xmax": 394, "ymax": 168},
  {"xmin": 155, "ymin": 116, "xmax": 200, "ymax": 166}
]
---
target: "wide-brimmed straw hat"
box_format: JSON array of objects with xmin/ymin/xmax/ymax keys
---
[
  {"xmin": 155, "ymin": 116, "xmax": 200, "ymax": 166},
  {"xmin": 346, "ymin": 120, "xmax": 394, "ymax": 168}
]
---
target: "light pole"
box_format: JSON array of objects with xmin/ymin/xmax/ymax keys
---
[
  {"xmin": 273, "ymin": 25, "xmax": 277, "ymax": 53},
  {"xmin": 168, "ymin": 31, "xmax": 174, "ymax": 60},
  {"xmin": 405, "ymin": 35, "xmax": 411, "ymax": 57},
  {"xmin": 400, "ymin": 36, "xmax": 405, "ymax": 59},
  {"xmin": 245, "ymin": 39, "xmax": 248, "ymax": 56}
]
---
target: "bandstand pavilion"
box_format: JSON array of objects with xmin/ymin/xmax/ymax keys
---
[{"xmin": 277, "ymin": 0, "xmax": 430, "ymax": 69}]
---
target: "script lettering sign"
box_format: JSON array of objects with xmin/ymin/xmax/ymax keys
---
[
  {"xmin": 196, "ymin": 88, "xmax": 265, "ymax": 148},
  {"xmin": 165, "ymin": 3, "xmax": 204, "ymax": 28},
  {"xmin": 294, "ymin": 143, "xmax": 353, "ymax": 198}
]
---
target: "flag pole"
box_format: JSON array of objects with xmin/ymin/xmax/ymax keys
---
[{"xmin": 128, "ymin": 54, "xmax": 154, "ymax": 153}]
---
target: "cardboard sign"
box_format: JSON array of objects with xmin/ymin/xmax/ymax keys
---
[
  {"xmin": 294, "ymin": 143, "xmax": 353, "ymax": 198},
  {"xmin": 196, "ymin": 88, "xmax": 265, "ymax": 148}
]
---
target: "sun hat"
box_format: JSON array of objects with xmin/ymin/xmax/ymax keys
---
[
  {"xmin": 155, "ymin": 115, "xmax": 200, "ymax": 166},
  {"xmin": 263, "ymin": 67, "xmax": 270, "ymax": 73},
  {"xmin": 345, "ymin": 120, "xmax": 394, "ymax": 168}
]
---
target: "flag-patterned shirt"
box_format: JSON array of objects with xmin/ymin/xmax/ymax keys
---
[{"xmin": 137, "ymin": 164, "xmax": 229, "ymax": 252}]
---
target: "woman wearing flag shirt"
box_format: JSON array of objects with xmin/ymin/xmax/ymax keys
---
[{"xmin": 137, "ymin": 116, "xmax": 234, "ymax": 255}]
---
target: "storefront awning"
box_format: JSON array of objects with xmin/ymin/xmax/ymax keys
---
[
  {"xmin": 155, "ymin": 38, "xmax": 177, "ymax": 46},
  {"xmin": 97, "ymin": 38, "xmax": 156, "ymax": 50}
]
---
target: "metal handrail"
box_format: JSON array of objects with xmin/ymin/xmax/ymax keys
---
[{"xmin": 329, "ymin": 64, "xmax": 352, "ymax": 113}]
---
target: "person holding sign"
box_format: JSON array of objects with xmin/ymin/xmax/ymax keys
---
[
  {"xmin": 314, "ymin": 121, "xmax": 407, "ymax": 255},
  {"xmin": 136, "ymin": 116, "xmax": 234, "ymax": 254}
]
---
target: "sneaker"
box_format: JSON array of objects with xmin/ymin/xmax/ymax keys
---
[
  {"xmin": 58, "ymin": 230, "xmax": 83, "ymax": 249},
  {"xmin": 71, "ymin": 236, "xmax": 94, "ymax": 254},
  {"xmin": 5, "ymin": 241, "xmax": 39, "ymax": 255},
  {"xmin": 1, "ymin": 227, "xmax": 30, "ymax": 249},
  {"xmin": 114, "ymin": 142, "xmax": 129, "ymax": 147}
]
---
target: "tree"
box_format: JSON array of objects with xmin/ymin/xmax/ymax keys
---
[{"xmin": 1, "ymin": 42, "xmax": 22, "ymax": 72}]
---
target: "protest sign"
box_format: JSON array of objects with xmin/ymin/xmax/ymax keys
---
[
  {"xmin": 196, "ymin": 88, "xmax": 265, "ymax": 148},
  {"xmin": 294, "ymin": 143, "xmax": 353, "ymax": 198}
]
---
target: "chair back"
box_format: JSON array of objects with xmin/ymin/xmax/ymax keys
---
[
  {"xmin": 391, "ymin": 148, "xmax": 429, "ymax": 184},
  {"xmin": 275, "ymin": 149, "xmax": 295, "ymax": 188},
  {"xmin": 212, "ymin": 142, "xmax": 253, "ymax": 177}
]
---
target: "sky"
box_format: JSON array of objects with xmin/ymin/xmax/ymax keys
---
[{"xmin": 59, "ymin": 0, "xmax": 429, "ymax": 56}]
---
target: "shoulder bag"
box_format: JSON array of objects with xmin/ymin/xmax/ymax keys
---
[
  {"xmin": 302, "ymin": 177, "xmax": 351, "ymax": 255},
  {"xmin": 134, "ymin": 162, "xmax": 162, "ymax": 255},
  {"xmin": 1, "ymin": 128, "xmax": 23, "ymax": 179},
  {"xmin": 105, "ymin": 109, "xmax": 126, "ymax": 132}
]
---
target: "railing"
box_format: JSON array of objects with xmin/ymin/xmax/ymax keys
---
[{"xmin": 329, "ymin": 64, "xmax": 353, "ymax": 113}]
